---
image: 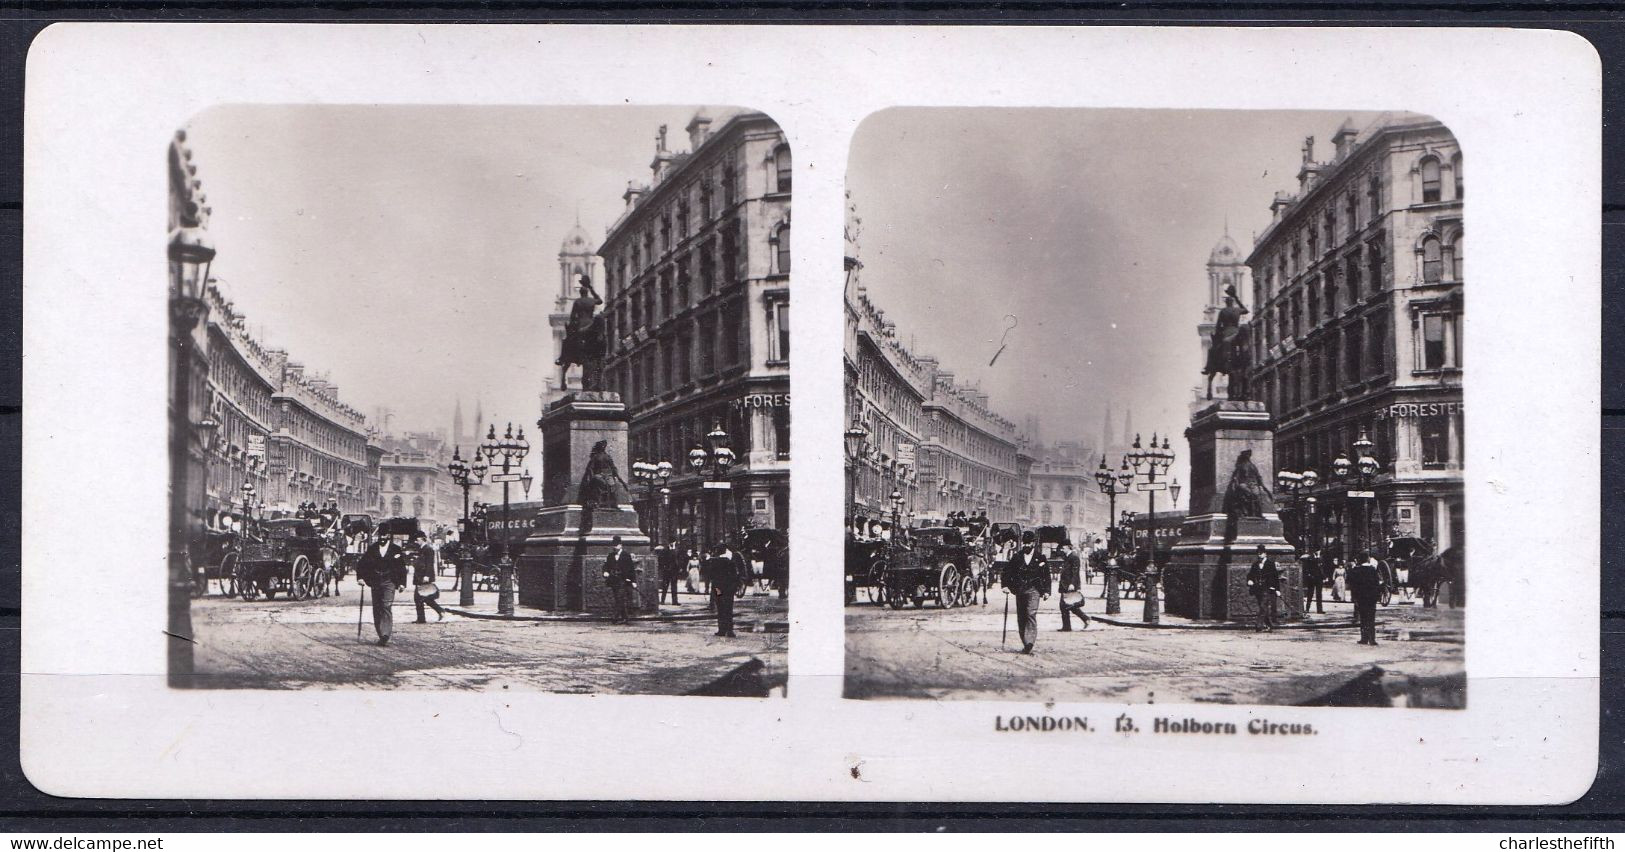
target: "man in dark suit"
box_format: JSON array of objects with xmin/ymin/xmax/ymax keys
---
[
  {"xmin": 1002, "ymin": 531, "xmax": 1052, "ymax": 654},
  {"xmin": 1301, "ymin": 548, "xmax": 1326, "ymax": 615},
  {"xmin": 355, "ymin": 532, "xmax": 407, "ymax": 646},
  {"xmin": 410, "ymin": 531, "xmax": 445, "ymax": 623},
  {"xmin": 1245, "ymin": 544, "xmax": 1281, "ymax": 632},
  {"xmin": 602, "ymin": 536, "xmax": 639, "ymax": 624},
  {"xmin": 1348, "ymin": 550, "xmax": 1383, "ymax": 645},
  {"xmin": 703, "ymin": 542, "xmax": 742, "ymax": 637},
  {"xmin": 656, "ymin": 540, "xmax": 682, "ymax": 606},
  {"xmin": 1056, "ymin": 542, "xmax": 1090, "ymax": 631}
]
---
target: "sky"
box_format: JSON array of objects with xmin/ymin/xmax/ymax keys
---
[
  {"xmin": 847, "ymin": 108, "xmax": 1382, "ymax": 507},
  {"xmin": 186, "ymin": 104, "xmax": 703, "ymax": 442}
]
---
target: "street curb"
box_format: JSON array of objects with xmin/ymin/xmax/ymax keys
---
[
  {"xmin": 1090, "ymin": 614, "xmax": 1360, "ymax": 631},
  {"xmin": 441, "ymin": 607, "xmax": 718, "ymax": 624}
]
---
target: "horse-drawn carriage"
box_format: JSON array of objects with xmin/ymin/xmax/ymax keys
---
[
  {"xmin": 225, "ymin": 518, "xmax": 337, "ymax": 601},
  {"xmin": 875, "ymin": 526, "xmax": 989, "ymax": 610},
  {"xmin": 1379, "ymin": 536, "xmax": 1461, "ymax": 607},
  {"xmin": 740, "ymin": 527, "xmax": 789, "ymax": 598}
]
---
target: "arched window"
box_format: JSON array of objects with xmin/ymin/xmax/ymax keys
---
[
  {"xmin": 1063, "ymin": 505, "xmax": 1074, "ymax": 523},
  {"xmin": 1452, "ymin": 153, "xmax": 1463, "ymax": 200},
  {"xmin": 390, "ymin": 496, "xmax": 403, "ymax": 515},
  {"xmin": 1420, "ymin": 157, "xmax": 1442, "ymax": 203},
  {"xmin": 773, "ymin": 223, "xmax": 791, "ymax": 274},
  {"xmin": 1042, "ymin": 505, "xmax": 1053, "ymax": 523},
  {"xmin": 1421, "ymin": 236, "xmax": 1443, "ymax": 283},
  {"xmin": 1041, "ymin": 484, "xmax": 1051, "ymax": 499},
  {"xmin": 1062, "ymin": 485, "xmax": 1074, "ymax": 500},
  {"xmin": 413, "ymin": 476, "xmax": 425, "ymax": 491},
  {"xmin": 390, "ymin": 475, "xmax": 402, "ymax": 490},
  {"xmin": 773, "ymin": 145, "xmax": 792, "ymax": 193},
  {"xmin": 412, "ymin": 496, "xmax": 425, "ymax": 517}
]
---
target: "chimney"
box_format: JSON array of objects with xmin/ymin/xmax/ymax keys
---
[
  {"xmin": 1332, "ymin": 119, "xmax": 1359, "ymax": 160},
  {"xmin": 650, "ymin": 123, "xmax": 674, "ymax": 184},
  {"xmin": 623, "ymin": 181, "xmax": 646, "ymax": 210},
  {"xmin": 1296, "ymin": 135, "xmax": 1321, "ymax": 193},
  {"xmin": 686, "ymin": 110, "xmax": 713, "ymax": 150},
  {"xmin": 1270, "ymin": 191, "xmax": 1294, "ymax": 222}
]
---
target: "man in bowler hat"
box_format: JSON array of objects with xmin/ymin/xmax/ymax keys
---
[
  {"xmin": 1056, "ymin": 542, "xmax": 1090, "ymax": 631},
  {"xmin": 1002, "ymin": 531, "xmax": 1051, "ymax": 654},
  {"xmin": 1246, "ymin": 544, "xmax": 1281, "ymax": 632},
  {"xmin": 1348, "ymin": 550, "xmax": 1383, "ymax": 645},
  {"xmin": 356, "ymin": 532, "xmax": 407, "ymax": 646},
  {"xmin": 703, "ymin": 542, "xmax": 742, "ymax": 637},
  {"xmin": 602, "ymin": 536, "xmax": 639, "ymax": 624}
]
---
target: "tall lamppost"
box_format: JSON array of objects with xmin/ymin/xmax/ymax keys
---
[
  {"xmin": 889, "ymin": 488, "xmax": 905, "ymax": 530},
  {"xmin": 1331, "ymin": 429, "xmax": 1382, "ymax": 561},
  {"xmin": 1126, "ymin": 433, "xmax": 1176, "ymax": 624},
  {"xmin": 447, "ymin": 446, "xmax": 487, "ymax": 607},
  {"xmin": 632, "ymin": 459, "xmax": 674, "ymax": 542},
  {"xmin": 168, "ymin": 223, "xmax": 214, "ymax": 682},
  {"xmin": 480, "ymin": 422, "xmax": 529, "ymax": 616},
  {"xmin": 1094, "ymin": 454, "xmax": 1134, "ymax": 615},
  {"xmin": 1276, "ymin": 467, "xmax": 1320, "ymax": 555},
  {"xmin": 688, "ymin": 424, "xmax": 736, "ymax": 551},
  {"xmin": 844, "ymin": 417, "xmax": 869, "ymax": 518}
]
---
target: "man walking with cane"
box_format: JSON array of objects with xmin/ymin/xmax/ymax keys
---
[
  {"xmin": 355, "ymin": 531, "xmax": 406, "ymax": 646},
  {"xmin": 1246, "ymin": 544, "xmax": 1281, "ymax": 633},
  {"xmin": 1001, "ymin": 531, "xmax": 1051, "ymax": 654}
]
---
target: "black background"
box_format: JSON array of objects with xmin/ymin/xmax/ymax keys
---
[{"xmin": 0, "ymin": 3, "xmax": 1618, "ymax": 831}]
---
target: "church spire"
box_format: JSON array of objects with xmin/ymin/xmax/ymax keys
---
[
  {"xmin": 453, "ymin": 397, "xmax": 466, "ymax": 448},
  {"xmin": 1101, "ymin": 402, "xmax": 1114, "ymax": 455}
]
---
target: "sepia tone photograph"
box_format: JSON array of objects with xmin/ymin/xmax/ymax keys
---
[
  {"xmin": 844, "ymin": 108, "xmax": 1465, "ymax": 707},
  {"xmin": 166, "ymin": 104, "xmax": 791, "ymax": 694}
]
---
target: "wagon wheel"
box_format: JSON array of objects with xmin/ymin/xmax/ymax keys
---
[
  {"xmin": 235, "ymin": 559, "xmax": 260, "ymax": 602},
  {"xmin": 884, "ymin": 568, "xmax": 908, "ymax": 610},
  {"xmin": 219, "ymin": 552, "xmax": 239, "ymax": 598},
  {"xmin": 1379, "ymin": 583, "xmax": 1393, "ymax": 607},
  {"xmin": 937, "ymin": 564, "xmax": 961, "ymax": 608},
  {"xmin": 290, "ymin": 555, "xmax": 316, "ymax": 601},
  {"xmin": 188, "ymin": 552, "xmax": 209, "ymax": 599}
]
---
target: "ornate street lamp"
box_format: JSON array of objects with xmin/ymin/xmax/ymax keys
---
[
  {"xmin": 1126, "ymin": 432, "xmax": 1175, "ymax": 624},
  {"xmin": 448, "ymin": 446, "xmax": 487, "ymax": 607},
  {"xmin": 1331, "ymin": 429, "xmax": 1384, "ymax": 561},
  {"xmin": 480, "ymin": 423, "xmax": 528, "ymax": 615},
  {"xmin": 632, "ymin": 459, "xmax": 673, "ymax": 542},
  {"xmin": 168, "ymin": 224, "xmax": 215, "ymax": 683},
  {"xmin": 1277, "ymin": 467, "xmax": 1320, "ymax": 555},
  {"xmin": 844, "ymin": 417, "xmax": 869, "ymax": 516},
  {"xmin": 688, "ymin": 423, "xmax": 735, "ymax": 550},
  {"xmin": 1094, "ymin": 453, "xmax": 1134, "ymax": 615},
  {"xmin": 889, "ymin": 488, "xmax": 905, "ymax": 529}
]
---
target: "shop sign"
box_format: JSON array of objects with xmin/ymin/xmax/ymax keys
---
[
  {"xmin": 896, "ymin": 442, "xmax": 915, "ymax": 466},
  {"xmin": 1375, "ymin": 401, "xmax": 1463, "ymax": 420},
  {"xmin": 737, "ymin": 393, "xmax": 790, "ymax": 409}
]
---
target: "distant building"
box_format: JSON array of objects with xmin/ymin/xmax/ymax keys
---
[
  {"xmin": 1027, "ymin": 441, "xmax": 1111, "ymax": 538},
  {"xmin": 266, "ymin": 359, "xmax": 369, "ymax": 515},
  {"xmin": 378, "ymin": 431, "xmax": 461, "ymax": 532},
  {"xmin": 1240, "ymin": 113, "xmax": 1464, "ymax": 557},
  {"xmin": 598, "ymin": 109, "xmax": 792, "ymax": 545}
]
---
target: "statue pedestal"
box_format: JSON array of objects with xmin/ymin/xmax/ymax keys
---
[
  {"xmin": 1165, "ymin": 400, "xmax": 1302, "ymax": 622},
  {"xmin": 517, "ymin": 392, "xmax": 654, "ymax": 614}
]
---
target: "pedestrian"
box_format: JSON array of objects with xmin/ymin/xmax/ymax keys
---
[
  {"xmin": 684, "ymin": 543, "xmax": 702, "ymax": 594},
  {"xmin": 602, "ymin": 535, "xmax": 639, "ymax": 624},
  {"xmin": 1056, "ymin": 542, "xmax": 1090, "ymax": 631},
  {"xmin": 1246, "ymin": 544, "xmax": 1281, "ymax": 632},
  {"xmin": 1302, "ymin": 548, "xmax": 1326, "ymax": 615},
  {"xmin": 355, "ymin": 531, "xmax": 407, "ymax": 646},
  {"xmin": 410, "ymin": 532, "xmax": 445, "ymax": 623},
  {"xmin": 657, "ymin": 539, "xmax": 683, "ymax": 606},
  {"xmin": 1331, "ymin": 555, "xmax": 1348, "ymax": 602},
  {"xmin": 1348, "ymin": 550, "xmax": 1383, "ymax": 645},
  {"xmin": 1001, "ymin": 531, "xmax": 1051, "ymax": 654},
  {"xmin": 703, "ymin": 541, "xmax": 741, "ymax": 637}
]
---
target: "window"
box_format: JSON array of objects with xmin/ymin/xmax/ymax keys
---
[
  {"xmin": 1368, "ymin": 175, "xmax": 1382, "ymax": 218},
  {"xmin": 1042, "ymin": 505, "xmax": 1053, "ymax": 523},
  {"xmin": 1062, "ymin": 485, "xmax": 1074, "ymax": 500},
  {"xmin": 1368, "ymin": 314, "xmax": 1388, "ymax": 375},
  {"xmin": 1324, "ymin": 210, "xmax": 1336, "ymax": 249},
  {"xmin": 772, "ymin": 405, "xmax": 790, "ymax": 460},
  {"xmin": 1453, "ymin": 153, "xmax": 1463, "ymax": 200},
  {"xmin": 412, "ymin": 496, "xmax": 425, "ymax": 517},
  {"xmin": 1306, "ymin": 225, "xmax": 1318, "ymax": 259},
  {"xmin": 1418, "ymin": 312, "xmax": 1454, "ymax": 370},
  {"xmin": 1420, "ymin": 415, "xmax": 1450, "ymax": 468},
  {"xmin": 1421, "ymin": 236, "xmax": 1443, "ymax": 283},
  {"xmin": 1421, "ymin": 157, "xmax": 1442, "ymax": 203},
  {"xmin": 1041, "ymin": 484, "xmax": 1052, "ymax": 499},
  {"xmin": 391, "ymin": 475, "xmax": 402, "ymax": 490},
  {"xmin": 773, "ymin": 223, "xmax": 791, "ymax": 274},
  {"xmin": 721, "ymin": 303, "xmax": 741, "ymax": 367},
  {"xmin": 1063, "ymin": 505, "xmax": 1074, "ymax": 523},
  {"xmin": 698, "ymin": 317, "xmax": 716, "ymax": 375},
  {"xmin": 774, "ymin": 145, "xmax": 792, "ymax": 193},
  {"xmin": 390, "ymin": 496, "xmax": 403, "ymax": 515},
  {"xmin": 1346, "ymin": 324, "xmax": 1363, "ymax": 382},
  {"xmin": 1367, "ymin": 243, "xmax": 1384, "ymax": 293},
  {"xmin": 1307, "ymin": 280, "xmax": 1319, "ymax": 324},
  {"xmin": 1450, "ymin": 234, "xmax": 1464, "ymax": 281},
  {"xmin": 1325, "ymin": 274, "xmax": 1339, "ymax": 318},
  {"xmin": 699, "ymin": 179, "xmax": 713, "ymax": 220},
  {"xmin": 766, "ymin": 301, "xmax": 789, "ymax": 363},
  {"xmin": 413, "ymin": 476, "xmax": 425, "ymax": 491},
  {"xmin": 1346, "ymin": 256, "xmax": 1361, "ymax": 302},
  {"xmin": 1346, "ymin": 192, "xmax": 1359, "ymax": 234}
]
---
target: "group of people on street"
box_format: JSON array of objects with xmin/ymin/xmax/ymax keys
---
[
  {"xmin": 605, "ymin": 537, "xmax": 756, "ymax": 636},
  {"xmin": 354, "ymin": 530, "xmax": 446, "ymax": 646},
  {"xmin": 1245, "ymin": 543, "xmax": 1388, "ymax": 644},
  {"xmin": 998, "ymin": 532, "xmax": 1094, "ymax": 655}
]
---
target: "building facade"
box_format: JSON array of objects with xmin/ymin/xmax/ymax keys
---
[
  {"xmin": 1027, "ymin": 441, "xmax": 1111, "ymax": 537},
  {"xmin": 378, "ymin": 432, "xmax": 462, "ymax": 532},
  {"xmin": 199, "ymin": 283, "xmax": 278, "ymax": 522},
  {"xmin": 598, "ymin": 109, "xmax": 791, "ymax": 546},
  {"xmin": 843, "ymin": 195, "xmax": 1025, "ymax": 526},
  {"xmin": 266, "ymin": 360, "xmax": 370, "ymax": 515},
  {"xmin": 1240, "ymin": 113, "xmax": 1464, "ymax": 558}
]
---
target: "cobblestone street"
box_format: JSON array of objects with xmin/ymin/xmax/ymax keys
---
[
  {"xmin": 845, "ymin": 579, "xmax": 1464, "ymax": 707},
  {"xmin": 189, "ymin": 583, "xmax": 788, "ymax": 695}
]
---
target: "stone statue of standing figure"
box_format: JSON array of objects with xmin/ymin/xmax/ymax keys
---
[
  {"xmin": 578, "ymin": 439, "xmax": 631, "ymax": 509},
  {"xmin": 556, "ymin": 273, "xmax": 606, "ymax": 392},
  {"xmin": 1204, "ymin": 284, "xmax": 1251, "ymax": 400}
]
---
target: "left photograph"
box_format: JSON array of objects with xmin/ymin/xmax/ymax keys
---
[{"xmin": 166, "ymin": 105, "xmax": 791, "ymax": 694}]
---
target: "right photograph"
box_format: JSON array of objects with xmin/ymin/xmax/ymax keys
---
[{"xmin": 843, "ymin": 108, "xmax": 1465, "ymax": 707}]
